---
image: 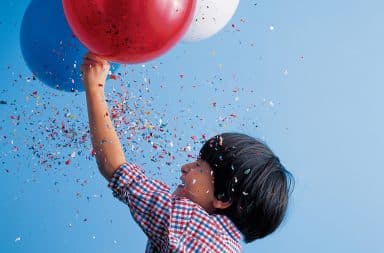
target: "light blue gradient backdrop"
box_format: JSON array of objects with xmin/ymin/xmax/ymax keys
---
[{"xmin": 1, "ymin": 0, "xmax": 383, "ymax": 252}]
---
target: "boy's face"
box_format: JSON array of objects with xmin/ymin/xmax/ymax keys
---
[{"xmin": 173, "ymin": 159, "xmax": 218, "ymax": 213}]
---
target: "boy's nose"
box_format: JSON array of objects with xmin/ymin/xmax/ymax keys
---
[{"xmin": 181, "ymin": 163, "xmax": 191, "ymax": 174}]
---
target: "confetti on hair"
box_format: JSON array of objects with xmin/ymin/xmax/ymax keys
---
[{"xmin": 219, "ymin": 136, "xmax": 223, "ymax": 146}]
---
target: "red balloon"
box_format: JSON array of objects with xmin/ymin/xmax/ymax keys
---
[{"xmin": 62, "ymin": 0, "xmax": 195, "ymax": 63}]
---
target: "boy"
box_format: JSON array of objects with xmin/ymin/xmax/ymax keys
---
[{"xmin": 81, "ymin": 53, "xmax": 293, "ymax": 252}]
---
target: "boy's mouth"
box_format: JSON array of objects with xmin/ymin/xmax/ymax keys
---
[
  {"xmin": 173, "ymin": 181, "xmax": 187, "ymax": 196},
  {"xmin": 180, "ymin": 176, "xmax": 186, "ymax": 188}
]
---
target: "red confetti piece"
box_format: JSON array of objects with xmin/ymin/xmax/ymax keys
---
[
  {"xmin": 109, "ymin": 74, "xmax": 118, "ymax": 80},
  {"xmin": 31, "ymin": 91, "xmax": 38, "ymax": 97}
]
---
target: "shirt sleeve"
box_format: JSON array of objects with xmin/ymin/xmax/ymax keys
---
[{"xmin": 108, "ymin": 163, "xmax": 192, "ymax": 250}]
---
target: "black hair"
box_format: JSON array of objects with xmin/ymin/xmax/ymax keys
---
[{"xmin": 199, "ymin": 132, "xmax": 294, "ymax": 243}]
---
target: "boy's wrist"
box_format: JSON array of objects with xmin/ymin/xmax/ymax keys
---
[
  {"xmin": 85, "ymin": 86, "xmax": 105, "ymax": 97},
  {"xmin": 84, "ymin": 80, "xmax": 105, "ymax": 94}
]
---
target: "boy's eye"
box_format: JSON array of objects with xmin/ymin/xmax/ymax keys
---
[{"xmin": 195, "ymin": 162, "xmax": 200, "ymax": 167}]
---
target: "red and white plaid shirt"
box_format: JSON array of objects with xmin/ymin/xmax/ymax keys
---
[{"xmin": 108, "ymin": 163, "xmax": 241, "ymax": 253}]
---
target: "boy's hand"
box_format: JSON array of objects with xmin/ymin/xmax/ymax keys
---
[{"xmin": 81, "ymin": 52, "xmax": 110, "ymax": 92}]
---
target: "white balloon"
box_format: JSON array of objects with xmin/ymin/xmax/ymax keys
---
[{"xmin": 183, "ymin": 0, "xmax": 240, "ymax": 42}]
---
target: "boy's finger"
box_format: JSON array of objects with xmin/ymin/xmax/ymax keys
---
[
  {"xmin": 88, "ymin": 52, "xmax": 108, "ymax": 63},
  {"xmin": 81, "ymin": 62, "xmax": 95, "ymax": 69},
  {"xmin": 82, "ymin": 59, "xmax": 107, "ymax": 69},
  {"xmin": 84, "ymin": 52, "xmax": 108, "ymax": 64},
  {"xmin": 83, "ymin": 56, "xmax": 98, "ymax": 64},
  {"xmin": 83, "ymin": 58, "xmax": 108, "ymax": 69},
  {"xmin": 91, "ymin": 54, "xmax": 107, "ymax": 62}
]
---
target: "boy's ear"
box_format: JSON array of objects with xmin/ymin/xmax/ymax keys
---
[{"xmin": 213, "ymin": 198, "xmax": 232, "ymax": 210}]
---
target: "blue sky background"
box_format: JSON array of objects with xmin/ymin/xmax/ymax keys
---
[{"xmin": 1, "ymin": 0, "xmax": 384, "ymax": 252}]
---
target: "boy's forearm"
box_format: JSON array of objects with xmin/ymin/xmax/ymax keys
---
[{"xmin": 85, "ymin": 87, "xmax": 126, "ymax": 181}]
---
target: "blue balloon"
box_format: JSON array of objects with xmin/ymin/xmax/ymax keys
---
[{"xmin": 20, "ymin": 0, "xmax": 119, "ymax": 92}]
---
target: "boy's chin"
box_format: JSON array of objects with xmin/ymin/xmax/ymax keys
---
[{"xmin": 173, "ymin": 184, "xmax": 186, "ymax": 197}]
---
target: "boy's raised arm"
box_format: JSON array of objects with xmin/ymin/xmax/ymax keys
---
[{"xmin": 81, "ymin": 53, "xmax": 126, "ymax": 181}]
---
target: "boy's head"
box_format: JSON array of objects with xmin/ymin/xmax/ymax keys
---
[{"xmin": 197, "ymin": 132, "xmax": 293, "ymax": 242}]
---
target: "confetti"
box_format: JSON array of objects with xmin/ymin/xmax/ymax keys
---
[
  {"xmin": 0, "ymin": 39, "xmax": 268, "ymax": 242},
  {"xmin": 109, "ymin": 74, "xmax": 118, "ymax": 80}
]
